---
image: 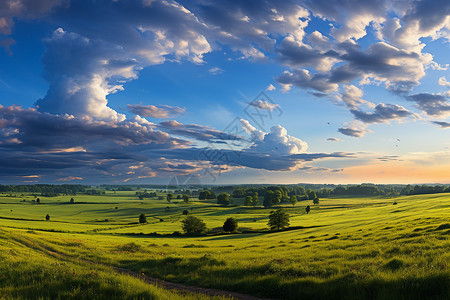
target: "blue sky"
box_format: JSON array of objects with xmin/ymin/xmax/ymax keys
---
[{"xmin": 0, "ymin": 0, "xmax": 449, "ymax": 185}]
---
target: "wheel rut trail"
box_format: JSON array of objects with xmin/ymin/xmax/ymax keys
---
[{"xmin": 12, "ymin": 234, "xmax": 271, "ymax": 300}]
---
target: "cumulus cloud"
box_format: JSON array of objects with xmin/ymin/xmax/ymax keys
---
[
  {"xmin": 277, "ymin": 35, "xmax": 339, "ymax": 72},
  {"xmin": 407, "ymin": 93, "xmax": 450, "ymax": 116},
  {"xmin": 339, "ymin": 85, "xmax": 412, "ymax": 126},
  {"xmin": 240, "ymin": 119, "xmax": 308, "ymax": 155},
  {"xmin": 128, "ymin": 104, "xmax": 185, "ymax": 118},
  {"xmin": 302, "ymin": 0, "xmax": 387, "ymax": 42},
  {"xmin": 338, "ymin": 122, "xmax": 371, "ymax": 137},
  {"xmin": 248, "ymin": 99, "xmax": 280, "ymax": 111},
  {"xmin": 335, "ymin": 42, "xmax": 431, "ymax": 93},
  {"xmin": 266, "ymin": 84, "xmax": 276, "ymax": 91},
  {"xmin": 184, "ymin": 0, "xmax": 310, "ymax": 58},
  {"xmin": 34, "ymin": 28, "xmax": 134, "ymax": 122},
  {"xmin": 32, "ymin": 0, "xmax": 217, "ymax": 122},
  {"xmin": 379, "ymin": 0, "xmax": 450, "ymax": 53},
  {"xmin": 439, "ymin": 76, "xmax": 450, "ymax": 87},
  {"xmin": 350, "ymin": 103, "xmax": 411, "ymax": 123},
  {"xmin": 276, "ymin": 69, "xmax": 338, "ymax": 93}
]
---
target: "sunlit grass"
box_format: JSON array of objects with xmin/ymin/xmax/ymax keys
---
[{"xmin": 0, "ymin": 191, "xmax": 449, "ymax": 299}]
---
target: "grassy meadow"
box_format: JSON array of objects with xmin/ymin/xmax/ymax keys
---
[{"xmin": 0, "ymin": 190, "xmax": 449, "ymax": 299}]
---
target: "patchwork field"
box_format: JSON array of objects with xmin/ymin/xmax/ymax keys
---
[{"xmin": 0, "ymin": 191, "xmax": 449, "ymax": 299}]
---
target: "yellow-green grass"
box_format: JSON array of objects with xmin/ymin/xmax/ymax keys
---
[
  {"xmin": 0, "ymin": 229, "xmax": 229, "ymax": 300},
  {"xmin": 1, "ymin": 191, "xmax": 449, "ymax": 299}
]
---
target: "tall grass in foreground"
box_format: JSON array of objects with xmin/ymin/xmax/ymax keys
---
[{"xmin": 0, "ymin": 230, "xmax": 227, "ymax": 299}]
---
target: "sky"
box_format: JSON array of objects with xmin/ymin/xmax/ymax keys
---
[{"xmin": 0, "ymin": 0, "xmax": 449, "ymax": 185}]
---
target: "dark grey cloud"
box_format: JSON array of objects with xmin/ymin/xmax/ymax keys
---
[
  {"xmin": 128, "ymin": 104, "xmax": 185, "ymax": 118},
  {"xmin": 0, "ymin": 0, "xmax": 66, "ymax": 35},
  {"xmin": 0, "ymin": 105, "xmax": 188, "ymax": 150},
  {"xmin": 432, "ymin": 121, "xmax": 450, "ymax": 128},
  {"xmin": 326, "ymin": 137, "xmax": 342, "ymax": 142},
  {"xmin": 276, "ymin": 40, "xmax": 428, "ymax": 95},
  {"xmin": 276, "ymin": 69, "xmax": 338, "ymax": 93},
  {"xmin": 350, "ymin": 103, "xmax": 411, "ymax": 123},
  {"xmin": 182, "ymin": 0, "xmax": 309, "ymax": 58},
  {"xmin": 334, "ymin": 42, "xmax": 426, "ymax": 93},
  {"xmin": 338, "ymin": 126, "xmax": 369, "ymax": 138},
  {"xmin": 407, "ymin": 93, "xmax": 450, "ymax": 116},
  {"xmin": 158, "ymin": 120, "xmax": 244, "ymax": 143},
  {"xmin": 402, "ymin": 0, "xmax": 450, "ymax": 34},
  {"xmin": 277, "ymin": 36, "xmax": 338, "ymax": 71},
  {"xmin": 149, "ymin": 147, "xmax": 353, "ymax": 172}
]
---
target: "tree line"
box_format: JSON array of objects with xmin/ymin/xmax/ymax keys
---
[
  {"xmin": 0, "ymin": 184, "xmax": 87, "ymax": 195},
  {"xmin": 229, "ymin": 184, "xmax": 449, "ymax": 199}
]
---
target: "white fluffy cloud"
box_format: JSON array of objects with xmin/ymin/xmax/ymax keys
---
[{"xmin": 240, "ymin": 119, "xmax": 308, "ymax": 155}]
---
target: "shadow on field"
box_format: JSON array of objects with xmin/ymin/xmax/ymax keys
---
[{"xmin": 117, "ymin": 256, "xmax": 449, "ymax": 300}]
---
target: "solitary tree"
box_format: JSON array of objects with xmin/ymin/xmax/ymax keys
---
[
  {"xmin": 70, "ymin": 198, "xmax": 75, "ymax": 204},
  {"xmin": 182, "ymin": 194, "xmax": 190, "ymax": 202},
  {"xmin": 182, "ymin": 209, "xmax": 189, "ymax": 215},
  {"xmin": 289, "ymin": 195, "xmax": 297, "ymax": 206},
  {"xmin": 223, "ymin": 217, "xmax": 238, "ymax": 232},
  {"xmin": 268, "ymin": 209, "xmax": 290, "ymax": 230},
  {"xmin": 45, "ymin": 214, "xmax": 50, "ymax": 221},
  {"xmin": 36, "ymin": 198, "xmax": 40, "ymax": 204},
  {"xmin": 181, "ymin": 216, "xmax": 206, "ymax": 234},
  {"xmin": 306, "ymin": 205, "xmax": 310, "ymax": 214},
  {"xmin": 313, "ymin": 197, "xmax": 320, "ymax": 205},
  {"xmin": 139, "ymin": 213, "xmax": 147, "ymax": 224},
  {"xmin": 217, "ymin": 192, "xmax": 230, "ymax": 206},
  {"xmin": 166, "ymin": 193, "xmax": 173, "ymax": 202}
]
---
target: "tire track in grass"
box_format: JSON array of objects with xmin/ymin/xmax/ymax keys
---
[{"xmin": 11, "ymin": 233, "xmax": 270, "ymax": 300}]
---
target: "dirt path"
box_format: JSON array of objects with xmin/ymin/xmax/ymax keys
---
[{"xmin": 12, "ymin": 235, "xmax": 270, "ymax": 300}]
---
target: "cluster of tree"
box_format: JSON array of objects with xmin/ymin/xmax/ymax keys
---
[
  {"xmin": 177, "ymin": 208, "xmax": 293, "ymax": 235},
  {"xmin": 198, "ymin": 190, "xmax": 216, "ymax": 200},
  {"xmin": 315, "ymin": 184, "xmax": 449, "ymax": 197},
  {"xmin": 166, "ymin": 193, "xmax": 190, "ymax": 202},
  {"xmin": 244, "ymin": 192, "xmax": 259, "ymax": 206},
  {"xmin": 400, "ymin": 185, "xmax": 450, "ymax": 195},
  {"xmin": 172, "ymin": 189, "xmax": 193, "ymax": 196},
  {"xmin": 229, "ymin": 183, "xmax": 450, "ymax": 200},
  {"xmin": 84, "ymin": 189, "xmax": 105, "ymax": 195},
  {"xmin": 263, "ymin": 190, "xmax": 282, "ymax": 208},
  {"xmin": 232, "ymin": 185, "xmax": 308, "ymax": 199},
  {"xmin": 136, "ymin": 191, "xmax": 157, "ymax": 199},
  {"xmin": 217, "ymin": 192, "xmax": 230, "ymax": 206},
  {"xmin": 0, "ymin": 184, "xmax": 87, "ymax": 195}
]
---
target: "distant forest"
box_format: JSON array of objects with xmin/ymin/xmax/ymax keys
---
[
  {"xmin": 223, "ymin": 184, "xmax": 450, "ymax": 199},
  {"xmin": 0, "ymin": 183, "xmax": 449, "ymax": 198}
]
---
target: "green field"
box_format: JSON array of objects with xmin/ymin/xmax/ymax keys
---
[{"xmin": 0, "ymin": 191, "xmax": 449, "ymax": 299}]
